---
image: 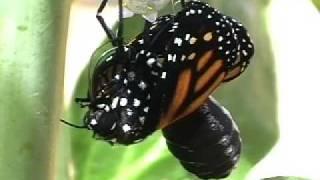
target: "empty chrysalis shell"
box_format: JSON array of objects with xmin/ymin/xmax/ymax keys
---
[{"xmin": 108, "ymin": 0, "xmax": 171, "ymax": 21}]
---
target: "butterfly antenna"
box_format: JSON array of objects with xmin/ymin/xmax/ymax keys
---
[{"xmin": 60, "ymin": 119, "xmax": 88, "ymax": 129}]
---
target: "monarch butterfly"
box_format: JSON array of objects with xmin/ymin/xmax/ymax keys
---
[
  {"xmin": 63, "ymin": 0, "xmax": 253, "ymax": 142},
  {"xmin": 163, "ymin": 97, "xmax": 241, "ymax": 179},
  {"xmin": 128, "ymin": 0, "xmax": 254, "ymax": 128},
  {"xmin": 62, "ymin": 0, "xmax": 253, "ymax": 178}
]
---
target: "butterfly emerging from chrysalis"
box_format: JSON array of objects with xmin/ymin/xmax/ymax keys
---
[{"xmin": 61, "ymin": 0, "xmax": 254, "ymax": 179}]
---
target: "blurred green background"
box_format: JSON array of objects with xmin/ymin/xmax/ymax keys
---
[{"xmin": 1, "ymin": 0, "xmax": 320, "ymax": 180}]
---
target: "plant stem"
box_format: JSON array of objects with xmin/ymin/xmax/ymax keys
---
[{"xmin": 0, "ymin": 0, "xmax": 71, "ymax": 180}]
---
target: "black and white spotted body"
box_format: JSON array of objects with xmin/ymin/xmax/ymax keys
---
[
  {"xmin": 80, "ymin": 46, "xmax": 164, "ymax": 145},
  {"xmin": 74, "ymin": 1, "xmax": 253, "ymax": 146}
]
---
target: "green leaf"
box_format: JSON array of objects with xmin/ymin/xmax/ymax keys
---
[{"xmin": 312, "ymin": 0, "xmax": 320, "ymax": 10}]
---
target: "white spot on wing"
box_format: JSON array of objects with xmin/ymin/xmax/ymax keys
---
[
  {"xmin": 172, "ymin": 54, "xmax": 177, "ymax": 62},
  {"xmin": 111, "ymin": 97, "xmax": 119, "ymax": 109},
  {"xmin": 189, "ymin": 37, "xmax": 197, "ymax": 44},
  {"xmin": 133, "ymin": 98, "xmax": 141, "ymax": 107},
  {"xmin": 174, "ymin": 37, "xmax": 183, "ymax": 47},
  {"xmin": 138, "ymin": 81, "xmax": 147, "ymax": 90},
  {"xmin": 203, "ymin": 32, "xmax": 213, "ymax": 41},
  {"xmin": 168, "ymin": 54, "xmax": 173, "ymax": 61},
  {"xmin": 120, "ymin": 98, "xmax": 128, "ymax": 106},
  {"xmin": 185, "ymin": 34, "xmax": 191, "ymax": 41},
  {"xmin": 161, "ymin": 72, "xmax": 167, "ymax": 79},
  {"xmin": 188, "ymin": 52, "xmax": 196, "ymax": 60},
  {"xmin": 181, "ymin": 55, "xmax": 186, "ymax": 61},
  {"xmin": 122, "ymin": 124, "xmax": 131, "ymax": 132}
]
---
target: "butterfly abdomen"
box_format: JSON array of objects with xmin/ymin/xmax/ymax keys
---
[{"xmin": 163, "ymin": 98, "xmax": 241, "ymax": 179}]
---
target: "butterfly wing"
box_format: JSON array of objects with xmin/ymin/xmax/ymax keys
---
[
  {"xmin": 222, "ymin": 16, "xmax": 255, "ymax": 82},
  {"xmin": 156, "ymin": 2, "xmax": 241, "ymax": 128}
]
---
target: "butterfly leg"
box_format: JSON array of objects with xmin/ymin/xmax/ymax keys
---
[
  {"xmin": 75, "ymin": 97, "xmax": 91, "ymax": 107},
  {"xmin": 96, "ymin": 0, "xmax": 118, "ymax": 46},
  {"xmin": 116, "ymin": 0, "xmax": 124, "ymax": 49}
]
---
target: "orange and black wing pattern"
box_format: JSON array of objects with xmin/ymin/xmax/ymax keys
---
[{"xmin": 147, "ymin": 1, "xmax": 254, "ymax": 128}]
